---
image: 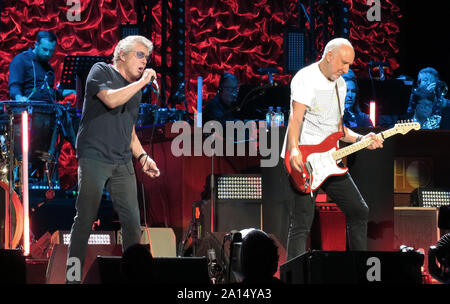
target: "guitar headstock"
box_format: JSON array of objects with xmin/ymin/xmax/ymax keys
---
[{"xmin": 394, "ymin": 120, "xmax": 421, "ymax": 135}]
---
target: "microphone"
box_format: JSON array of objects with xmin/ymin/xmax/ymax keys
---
[
  {"xmin": 143, "ymin": 76, "xmax": 160, "ymax": 95},
  {"xmin": 152, "ymin": 77, "xmax": 160, "ymax": 95}
]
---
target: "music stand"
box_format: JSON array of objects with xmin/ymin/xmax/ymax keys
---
[{"xmin": 60, "ymin": 55, "xmax": 112, "ymax": 110}]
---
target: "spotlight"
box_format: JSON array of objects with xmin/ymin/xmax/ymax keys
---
[
  {"xmin": 283, "ymin": 28, "xmax": 305, "ymax": 74},
  {"xmin": 414, "ymin": 188, "xmax": 450, "ymax": 208}
]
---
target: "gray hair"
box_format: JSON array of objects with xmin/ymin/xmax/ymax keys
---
[
  {"xmin": 113, "ymin": 35, "xmax": 154, "ymax": 65},
  {"xmin": 321, "ymin": 38, "xmax": 353, "ymax": 59}
]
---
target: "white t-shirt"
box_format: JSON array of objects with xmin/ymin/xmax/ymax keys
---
[{"xmin": 281, "ymin": 62, "xmax": 347, "ymax": 158}]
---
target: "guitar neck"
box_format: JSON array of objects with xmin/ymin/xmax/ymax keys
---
[{"xmin": 332, "ymin": 128, "xmax": 398, "ymax": 161}]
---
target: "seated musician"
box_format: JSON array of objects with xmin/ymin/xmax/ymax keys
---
[
  {"xmin": 204, "ymin": 72, "xmax": 240, "ymax": 126},
  {"xmin": 8, "ymin": 30, "xmax": 75, "ymax": 102},
  {"xmin": 7, "ymin": 30, "xmax": 77, "ymax": 184},
  {"xmin": 406, "ymin": 67, "xmax": 446, "ymax": 129},
  {"xmin": 342, "ymin": 69, "xmax": 373, "ymax": 128}
]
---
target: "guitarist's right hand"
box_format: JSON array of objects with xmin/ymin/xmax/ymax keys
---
[{"xmin": 289, "ymin": 147, "xmax": 304, "ymax": 173}]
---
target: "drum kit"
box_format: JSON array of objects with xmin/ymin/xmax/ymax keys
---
[
  {"xmin": 0, "ymin": 100, "xmax": 78, "ymax": 249},
  {"xmin": 0, "ymin": 99, "xmax": 188, "ymax": 249}
]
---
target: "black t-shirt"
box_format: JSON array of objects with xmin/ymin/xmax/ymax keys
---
[
  {"xmin": 8, "ymin": 49, "xmax": 57, "ymax": 102},
  {"xmin": 76, "ymin": 62, "xmax": 141, "ymax": 164}
]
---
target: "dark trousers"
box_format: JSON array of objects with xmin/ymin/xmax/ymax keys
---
[
  {"xmin": 66, "ymin": 158, "xmax": 141, "ymax": 281},
  {"xmin": 285, "ymin": 167, "xmax": 369, "ymax": 262}
]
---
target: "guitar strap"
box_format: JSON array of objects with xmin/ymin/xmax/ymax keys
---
[{"xmin": 335, "ymin": 83, "xmax": 346, "ymax": 137}]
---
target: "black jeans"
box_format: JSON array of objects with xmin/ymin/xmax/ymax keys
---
[
  {"xmin": 285, "ymin": 168, "xmax": 369, "ymax": 262},
  {"xmin": 66, "ymin": 158, "xmax": 141, "ymax": 282}
]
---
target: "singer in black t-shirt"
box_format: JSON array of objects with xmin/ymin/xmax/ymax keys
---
[{"xmin": 66, "ymin": 35, "xmax": 160, "ymax": 283}]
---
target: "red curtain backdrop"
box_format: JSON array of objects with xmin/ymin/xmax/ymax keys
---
[
  {"xmin": 0, "ymin": 0, "xmax": 401, "ymax": 232},
  {"xmin": 0, "ymin": 0, "xmax": 401, "ymax": 106},
  {"xmin": 345, "ymin": 0, "xmax": 401, "ymax": 77},
  {"xmin": 185, "ymin": 0, "xmax": 299, "ymax": 108},
  {"xmin": 0, "ymin": 0, "xmax": 137, "ymax": 101}
]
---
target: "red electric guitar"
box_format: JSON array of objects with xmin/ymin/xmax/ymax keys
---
[{"xmin": 284, "ymin": 122, "xmax": 420, "ymax": 194}]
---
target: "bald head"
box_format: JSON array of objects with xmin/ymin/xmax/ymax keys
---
[{"xmin": 320, "ymin": 38, "xmax": 355, "ymax": 81}]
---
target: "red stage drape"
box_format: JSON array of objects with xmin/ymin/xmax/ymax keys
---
[
  {"xmin": 0, "ymin": 0, "xmax": 401, "ymax": 109},
  {"xmin": 0, "ymin": 0, "xmax": 401, "ymax": 234},
  {"xmin": 345, "ymin": 0, "xmax": 401, "ymax": 77}
]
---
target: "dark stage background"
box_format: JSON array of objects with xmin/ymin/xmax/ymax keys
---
[{"xmin": 0, "ymin": 0, "xmax": 448, "ymax": 242}]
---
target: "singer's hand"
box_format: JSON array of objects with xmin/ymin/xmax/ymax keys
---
[
  {"xmin": 140, "ymin": 155, "xmax": 160, "ymax": 178},
  {"xmin": 139, "ymin": 68, "xmax": 157, "ymax": 86}
]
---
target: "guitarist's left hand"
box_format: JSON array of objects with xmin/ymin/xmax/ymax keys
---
[{"xmin": 364, "ymin": 132, "xmax": 384, "ymax": 150}]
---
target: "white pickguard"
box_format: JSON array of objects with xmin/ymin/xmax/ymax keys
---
[{"xmin": 306, "ymin": 147, "xmax": 347, "ymax": 190}]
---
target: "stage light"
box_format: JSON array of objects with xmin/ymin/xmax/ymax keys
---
[
  {"xmin": 53, "ymin": 230, "xmax": 115, "ymax": 245},
  {"xmin": 369, "ymin": 101, "xmax": 376, "ymax": 126},
  {"xmin": 119, "ymin": 23, "xmax": 140, "ymax": 39},
  {"xmin": 217, "ymin": 175, "xmax": 262, "ymax": 201},
  {"xmin": 22, "ymin": 111, "xmax": 30, "ymax": 256},
  {"xmin": 414, "ymin": 188, "xmax": 450, "ymax": 208},
  {"xmin": 340, "ymin": 3, "xmax": 350, "ymax": 38},
  {"xmin": 171, "ymin": 0, "xmax": 186, "ymax": 108},
  {"xmin": 284, "ymin": 28, "xmax": 305, "ymax": 74}
]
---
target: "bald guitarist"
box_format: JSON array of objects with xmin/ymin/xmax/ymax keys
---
[{"xmin": 281, "ymin": 38, "xmax": 384, "ymax": 261}]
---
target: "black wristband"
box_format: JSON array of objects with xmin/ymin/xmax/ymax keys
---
[
  {"xmin": 138, "ymin": 153, "xmax": 148, "ymax": 163},
  {"xmin": 356, "ymin": 136, "xmax": 363, "ymax": 142}
]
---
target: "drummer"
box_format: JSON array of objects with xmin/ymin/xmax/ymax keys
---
[
  {"xmin": 7, "ymin": 31, "xmax": 77, "ymax": 186},
  {"xmin": 8, "ymin": 30, "xmax": 77, "ymax": 152},
  {"xmin": 8, "ymin": 30, "xmax": 76, "ymax": 102}
]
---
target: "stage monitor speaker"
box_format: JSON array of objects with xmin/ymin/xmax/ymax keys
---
[
  {"xmin": 0, "ymin": 249, "xmax": 26, "ymax": 284},
  {"xmin": 199, "ymin": 199, "xmax": 263, "ymax": 234},
  {"xmin": 213, "ymin": 174, "xmax": 262, "ymax": 232},
  {"xmin": 46, "ymin": 244, "xmax": 122, "ymax": 284},
  {"xmin": 280, "ymin": 250, "xmax": 423, "ymax": 284},
  {"xmin": 83, "ymin": 256, "xmax": 210, "ymax": 284},
  {"xmin": 116, "ymin": 227, "xmax": 177, "ymax": 257},
  {"xmin": 394, "ymin": 207, "xmax": 440, "ymax": 272},
  {"xmin": 216, "ymin": 201, "xmax": 262, "ymax": 232},
  {"xmin": 311, "ymin": 202, "xmax": 346, "ymax": 251}
]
